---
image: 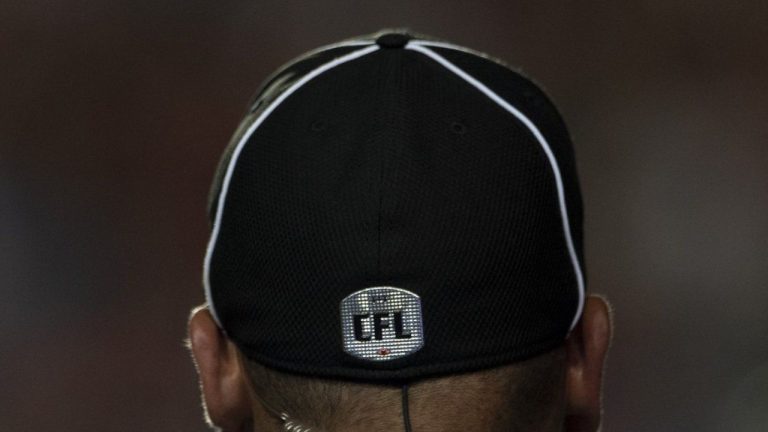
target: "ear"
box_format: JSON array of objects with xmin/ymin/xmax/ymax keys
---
[
  {"xmin": 564, "ymin": 295, "xmax": 612, "ymax": 432},
  {"xmin": 188, "ymin": 305, "xmax": 252, "ymax": 431}
]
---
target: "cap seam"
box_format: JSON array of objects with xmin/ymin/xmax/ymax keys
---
[
  {"xmin": 203, "ymin": 43, "xmax": 379, "ymax": 327},
  {"xmin": 404, "ymin": 42, "xmax": 585, "ymax": 331}
]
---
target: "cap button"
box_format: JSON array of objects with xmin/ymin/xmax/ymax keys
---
[{"xmin": 376, "ymin": 32, "xmax": 410, "ymax": 49}]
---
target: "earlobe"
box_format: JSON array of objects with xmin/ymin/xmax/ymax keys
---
[
  {"xmin": 188, "ymin": 305, "xmax": 253, "ymax": 431},
  {"xmin": 564, "ymin": 295, "xmax": 612, "ymax": 432}
]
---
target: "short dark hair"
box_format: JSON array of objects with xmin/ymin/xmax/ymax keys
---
[{"xmin": 242, "ymin": 346, "xmax": 567, "ymax": 432}]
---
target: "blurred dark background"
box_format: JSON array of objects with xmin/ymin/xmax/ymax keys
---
[{"xmin": 2, "ymin": 1, "xmax": 767, "ymax": 431}]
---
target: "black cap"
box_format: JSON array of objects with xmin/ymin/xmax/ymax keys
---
[
  {"xmin": 376, "ymin": 32, "xmax": 410, "ymax": 49},
  {"xmin": 203, "ymin": 30, "xmax": 585, "ymax": 381}
]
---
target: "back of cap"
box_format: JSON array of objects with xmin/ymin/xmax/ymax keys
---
[{"xmin": 204, "ymin": 30, "xmax": 585, "ymax": 381}]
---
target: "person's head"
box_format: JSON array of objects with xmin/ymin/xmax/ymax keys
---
[
  {"xmin": 190, "ymin": 295, "xmax": 610, "ymax": 432},
  {"xmin": 188, "ymin": 30, "xmax": 612, "ymax": 432}
]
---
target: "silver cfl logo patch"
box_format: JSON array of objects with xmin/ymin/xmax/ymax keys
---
[{"xmin": 340, "ymin": 286, "xmax": 424, "ymax": 361}]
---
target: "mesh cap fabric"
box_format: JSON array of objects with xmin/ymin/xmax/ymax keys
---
[{"xmin": 203, "ymin": 30, "xmax": 585, "ymax": 382}]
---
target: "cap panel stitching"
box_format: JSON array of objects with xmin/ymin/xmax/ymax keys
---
[
  {"xmin": 203, "ymin": 43, "xmax": 380, "ymax": 327},
  {"xmin": 405, "ymin": 42, "xmax": 585, "ymax": 331}
]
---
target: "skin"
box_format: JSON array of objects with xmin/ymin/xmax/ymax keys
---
[{"xmin": 188, "ymin": 294, "xmax": 612, "ymax": 432}]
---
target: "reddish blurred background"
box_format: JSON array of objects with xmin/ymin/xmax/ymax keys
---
[{"xmin": 2, "ymin": 1, "xmax": 767, "ymax": 431}]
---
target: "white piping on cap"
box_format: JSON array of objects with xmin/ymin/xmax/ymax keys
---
[
  {"xmin": 408, "ymin": 39, "xmax": 493, "ymax": 59},
  {"xmin": 273, "ymin": 39, "xmax": 377, "ymax": 74},
  {"xmin": 203, "ymin": 43, "xmax": 380, "ymax": 327},
  {"xmin": 301, "ymin": 38, "xmax": 375, "ymax": 54},
  {"xmin": 405, "ymin": 41, "xmax": 585, "ymax": 332}
]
